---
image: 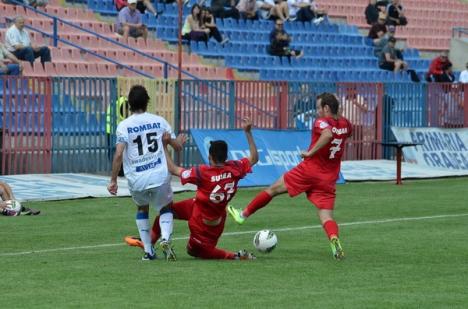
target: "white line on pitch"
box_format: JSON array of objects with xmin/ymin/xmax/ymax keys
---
[{"xmin": 1, "ymin": 213, "xmax": 467, "ymax": 257}]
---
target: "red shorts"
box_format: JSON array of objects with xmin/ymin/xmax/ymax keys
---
[
  {"xmin": 283, "ymin": 162, "xmax": 336, "ymax": 210},
  {"xmin": 188, "ymin": 215, "xmax": 226, "ymax": 248}
]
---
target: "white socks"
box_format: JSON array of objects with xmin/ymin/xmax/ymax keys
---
[
  {"xmin": 159, "ymin": 212, "xmax": 173, "ymax": 241},
  {"xmin": 136, "ymin": 213, "xmax": 153, "ymax": 255}
]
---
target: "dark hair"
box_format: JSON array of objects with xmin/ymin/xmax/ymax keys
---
[
  {"xmin": 317, "ymin": 92, "xmax": 340, "ymax": 115},
  {"xmin": 388, "ymin": 37, "xmax": 396, "ymax": 43},
  {"xmin": 209, "ymin": 140, "xmax": 228, "ymax": 163},
  {"xmin": 128, "ymin": 85, "xmax": 149, "ymax": 112}
]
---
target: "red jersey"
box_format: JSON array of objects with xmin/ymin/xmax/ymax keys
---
[
  {"xmin": 180, "ymin": 158, "xmax": 252, "ymax": 224},
  {"xmin": 303, "ymin": 116, "xmax": 352, "ymax": 180}
]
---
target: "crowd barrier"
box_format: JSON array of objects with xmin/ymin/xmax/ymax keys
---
[{"xmin": 0, "ymin": 76, "xmax": 466, "ymax": 174}]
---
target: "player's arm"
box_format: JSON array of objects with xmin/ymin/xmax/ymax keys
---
[
  {"xmin": 168, "ymin": 133, "xmax": 187, "ymax": 152},
  {"xmin": 242, "ymin": 117, "xmax": 258, "ymax": 166},
  {"xmin": 301, "ymin": 128, "xmax": 333, "ymax": 158},
  {"xmin": 163, "ymin": 133, "xmax": 184, "ymax": 176},
  {"xmin": 107, "ymin": 143, "xmax": 125, "ymax": 195}
]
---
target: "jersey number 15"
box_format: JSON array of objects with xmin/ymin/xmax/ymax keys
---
[{"xmin": 133, "ymin": 133, "xmax": 158, "ymax": 156}]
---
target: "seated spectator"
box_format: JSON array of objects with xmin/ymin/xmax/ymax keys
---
[
  {"xmin": 182, "ymin": 4, "xmax": 209, "ymax": 43},
  {"xmin": 288, "ymin": 0, "xmax": 315, "ymax": 22},
  {"xmin": 211, "ymin": 0, "xmax": 240, "ymax": 19},
  {"xmin": 459, "ymin": 62, "xmax": 468, "ymax": 83},
  {"xmin": 387, "ymin": 0, "xmax": 407, "ymax": 26},
  {"xmin": 267, "ymin": 19, "xmax": 303, "ymax": 63},
  {"xmin": 368, "ymin": 12, "xmax": 387, "ymax": 45},
  {"xmin": 257, "ymin": 0, "xmax": 289, "ymax": 21},
  {"xmin": 5, "ymin": 16, "xmax": 51, "ymax": 67},
  {"xmin": 309, "ymin": 0, "xmax": 327, "ymax": 22},
  {"xmin": 374, "ymin": 24, "xmax": 395, "ymax": 57},
  {"xmin": 237, "ymin": 0, "xmax": 258, "ymax": 20},
  {"xmin": 365, "ymin": 0, "xmax": 379, "ymax": 25},
  {"xmin": 376, "ymin": 0, "xmax": 389, "ymax": 11},
  {"xmin": 4, "ymin": 0, "xmax": 48, "ymax": 8},
  {"xmin": 115, "ymin": 0, "xmax": 148, "ymax": 40},
  {"xmin": 0, "ymin": 43, "xmax": 22, "ymax": 76},
  {"xmin": 201, "ymin": 7, "xmax": 230, "ymax": 44},
  {"xmin": 426, "ymin": 52, "xmax": 455, "ymax": 83},
  {"xmin": 115, "ymin": 0, "xmax": 160, "ymax": 17},
  {"xmin": 378, "ymin": 37, "xmax": 407, "ymax": 73}
]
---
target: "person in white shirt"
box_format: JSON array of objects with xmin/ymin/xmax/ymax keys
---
[
  {"xmin": 459, "ymin": 62, "xmax": 468, "ymax": 83},
  {"xmin": 5, "ymin": 16, "xmax": 51, "ymax": 66},
  {"xmin": 0, "ymin": 43, "xmax": 22, "ymax": 76},
  {"xmin": 107, "ymin": 85, "xmax": 185, "ymax": 261}
]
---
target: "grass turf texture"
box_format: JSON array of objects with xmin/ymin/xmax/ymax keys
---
[{"xmin": 1, "ymin": 178, "xmax": 468, "ymax": 308}]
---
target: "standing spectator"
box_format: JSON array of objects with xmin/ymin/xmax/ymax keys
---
[
  {"xmin": 373, "ymin": 24, "xmax": 395, "ymax": 57},
  {"xmin": 181, "ymin": 4, "xmax": 209, "ymax": 43},
  {"xmin": 211, "ymin": 0, "xmax": 240, "ymax": 20},
  {"xmin": 236, "ymin": 0, "xmax": 258, "ymax": 20},
  {"xmin": 387, "ymin": 0, "xmax": 407, "ymax": 26},
  {"xmin": 115, "ymin": 0, "xmax": 148, "ymax": 40},
  {"xmin": 365, "ymin": 0, "xmax": 379, "ymax": 25},
  {"xmin": 5, "ymin": 16, "xmax": 51, "ymax": 67},
  {"xmin": 201, "ymin": 7, "xmax": 229, "ymax": 45},
  {"xmin": 379, "ymin": 37, "xmax": 407, "ymax": 73},
  {"xmin": 368, "ymin": 12, "xmax": 387, "ymax": 45},
  {"xmin": 459, "ymin": 62, "xmax": 468, "ymax": 83},
  {"xmin": 427, "ymin": 52, "xmax": 455, "ymax": 83},
  {"xmin": 115, "ymin": 0, "xmax": 160, "ymax": 17},
  {"xmin": 267, "ymin": 19, "xmax": 303, "ymax": 62},
  {"xmin": 0, "ymin": 43, "xmax": 22, "ymax": 76}
]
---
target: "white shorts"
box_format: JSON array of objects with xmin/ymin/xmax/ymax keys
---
[{"xmin": 130, "ymin": 182, "xmax": 173, "ymax": 212}]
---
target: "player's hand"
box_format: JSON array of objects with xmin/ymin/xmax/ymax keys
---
[
  {"xmin": 107, "ymin": 181, "xmax": 118, "ymax": 195},
  {"xmin": 162, "ymin": 132, "xmax": 172, "ymax": 146},
  {"xmin": 176, "ymin": 133, "xmax": 188, "ymax": 146},
  {"xmin": 300, "ymin": 151, "xmax": 311, "ymax": 158},
  {"xmin": 242, "ymin": 117, "xmax": 253, "ymax": 132}
]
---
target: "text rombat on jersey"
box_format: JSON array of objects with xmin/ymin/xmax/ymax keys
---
[{"xmin": 127, "ymin": 122, "xmax": 161, "ymax": 133}]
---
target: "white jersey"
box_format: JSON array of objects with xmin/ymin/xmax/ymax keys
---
[{"xmin": 116, "ymin": 112, "xmax": 175, "ymax": 191}]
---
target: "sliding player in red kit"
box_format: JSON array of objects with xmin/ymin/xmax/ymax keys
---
[
  {"xmin": 228, "ymin": 93, "xmax": 352, "ymax": 260},
  {"xmin": 126, "ymin": 118, "xmax": 259, "ymax": 260}
]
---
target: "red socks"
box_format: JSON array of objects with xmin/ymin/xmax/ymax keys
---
[
  {"xmin": 243, "ymin": 191, "xmax": 273, "ymax": 218},
  {"xmin": 323, "ymin": 220, "xmax": 339, "ymax": 239}
]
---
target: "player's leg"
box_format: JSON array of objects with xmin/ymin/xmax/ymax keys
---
[
  {"xmin": 135, "ymin": 205, "xmax": 156, "ymax": 260},
  {"xmin": 187, "ymin": 235, "xmax": 255, "ymax": 260},
  {"xmin": 228, "ymin": 175, "xmax": 287, "ymax": 224}
]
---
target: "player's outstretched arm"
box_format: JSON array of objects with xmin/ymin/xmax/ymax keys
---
[
  {"xmin": 168, "ymin": 133, "xmax": 188, "ymax": 151},
  {"xmin": 301, "ymin": 128, "xmax": 333, "ymax": 158},
  {"xmin": 108, "ymin": 143, "xmax": 125, "ymax": 195},
  {"xmin": 163, "ymin": 133, "xmax": 184, "ymax": 176},
  {"xmin": 242, "ymin": 118, "xmax": 258, "ymax": 166}
]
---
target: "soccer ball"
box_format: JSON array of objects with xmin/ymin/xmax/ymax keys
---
[
  {"xmin": 4, "ymin": 200, "xmax": 22, "ymax": 216},
  {"xmin": 253, "ymin": 230, "xmax": 277, "ymax": 253}
]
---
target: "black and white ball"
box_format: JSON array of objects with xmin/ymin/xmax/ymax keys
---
[
  {"xmin": 253, "ymin": 230, "xmax": 277, "ymax": 253},
  {"xmin": 4, "ymin": 200, "xmax": 22, "ymax": 216}
]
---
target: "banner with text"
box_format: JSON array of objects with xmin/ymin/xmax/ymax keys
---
[
  {"xmin": 190, "ymin": 129, "xmax": 345, "ymax": 187},
  {"xmin": 391, "ymin": 127, "xmax": 468, "ymax": 171}
]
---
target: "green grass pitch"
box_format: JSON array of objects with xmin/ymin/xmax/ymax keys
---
[{"xmin": 1, "ymin": 178, "xmax": 468, "ymax": 308}]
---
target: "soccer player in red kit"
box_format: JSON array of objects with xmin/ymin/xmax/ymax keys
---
[
  {"xmin": 228, "ymin": 93, "xmax": 352, "ymax": 260},
  {"xmin": 126, "ymin": 118, "xmax": 259, "ymax": 260}
]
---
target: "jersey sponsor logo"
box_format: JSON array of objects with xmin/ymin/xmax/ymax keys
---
[
  {"xmin": 181, "ymin": 170, "xmax": 191, "ymax": 179},
  {"xmin": 332, "ymin": 127, "xmax": 348, "ymax": 135},
  {"xmin": 319, "ymin": 120, "xmax": 329, "ymax": 129},
  {"xmin": 127, "ymin": 122, "xmax": 161, "ymax": 134},
  {"xmin": 135, "ymin": 158, "xmax": 162, "ymax": 172},
  {"xmin": 210, "ymin": 172, "xmax": 232, "ymax": 182}
]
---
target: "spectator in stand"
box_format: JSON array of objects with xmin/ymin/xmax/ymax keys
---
[
  {"xmin": 267, "ymin": 19, "xmax": 303, "ymax": 63},
  {"xmin": 288, "ymin": 0, "xmax": 316, "ymax": 22},
  {"xmin": 5, "ymin": 16, "xmax": 51, "ymax": 67},
  {"xmin": 115, "ymin": 0, "xmax": 160, "ymax": 17},
  {"xmin": 368, "ymin": 12, "xmax": 387, "ymax": 45},
  {"xmin": 211, "ymin": 0, "xmax": 240, "ymax": 19},
  {"xmin": 365, "ymin": 0, "xmax": 379, "ymax": 25},
  {"xmin": 201, "ymin": 7, "xmax": 230, "ymax": 45},
  {"xmin": 237, "ymin": 0, "xmax": 258, "ymax": 20},
  {"xmin": 379, "ymin": 37, "xmax": 407, "ymax": 73},
  {"xmin": 459, "ymin": 62, "xmax": 468, "ymax": 83},
  {"xmin": 22, "ymin": 0, "xmax": 48, "ymax": 8},
  {"xmin": 376, "ymin": 0, "xmax": 389, "ymax": 11},
  {"xmin": 115, "ymin": 0, "xmax": 148, "ymax": 40},
  {"xmin": 257, "ymin": 0, "xmax": 290, "ymax": 22},
  {"xmin": 0, "ymin": 43, "xmax": 22, "ymax": 76},
  {"xmin": 426, "ymin": 52, "xmax": 455, "ymax": 83},
  {"xmin": 374, "ymin": 24, "xmax": 395, "ymax": 57},
  {"xmin": 387, "ymin": 0, "xmax": 407, "ymax": 26},
  {"xmin": 182, "ymin": 4, "xmax": 209, "ymax": 43}
]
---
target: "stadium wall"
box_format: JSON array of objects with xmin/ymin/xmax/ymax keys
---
[{"xmin": 0, "ymin": 77, "xmax": 466, "ymax": 175}]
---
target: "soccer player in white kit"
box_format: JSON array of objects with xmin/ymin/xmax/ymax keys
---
[{"xmin": 107, "ymin": 85, "xmax": 183, "ymax": 261}]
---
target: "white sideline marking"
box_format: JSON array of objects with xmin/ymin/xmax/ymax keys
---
[{"xmin": 1, "ymin": 213, "xmax": 467, "ymax": 257}]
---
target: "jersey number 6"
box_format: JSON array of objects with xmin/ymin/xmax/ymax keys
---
[{"xmin": 209, "ymin": 181, "xmax": 235, "ymax": 204}]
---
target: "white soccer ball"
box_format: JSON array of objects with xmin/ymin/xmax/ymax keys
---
[
  {"xmin": 253, "ymin": 230, "xmax": 278, "ymax": 253},
  {"xmin": 4, "ymin": 200, "xmax": 22, "ymax": 216}
]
